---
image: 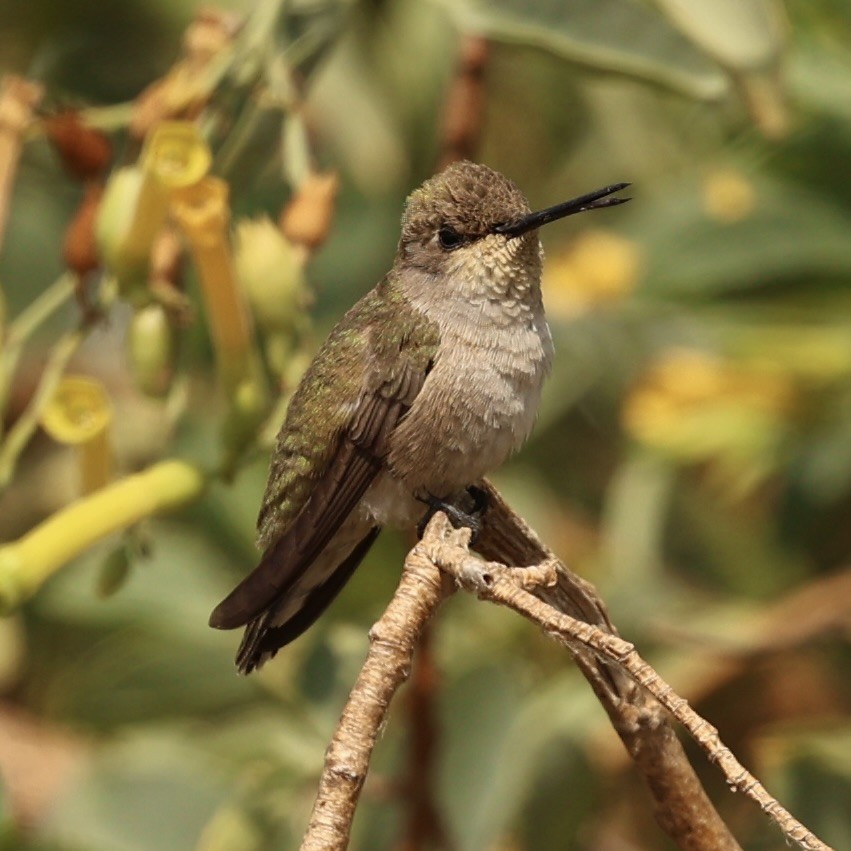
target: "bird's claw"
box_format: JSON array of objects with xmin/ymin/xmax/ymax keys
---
[{"xmin": 416, "ymin": 485, "xmax": 489, "ymax": 545}]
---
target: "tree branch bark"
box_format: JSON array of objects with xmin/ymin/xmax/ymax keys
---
[
  {"xmin": 472, "ymin": 481, "xmax": 744, "ymax": 851},
  {"xmin": 300, "ymin": 481, "xmax": 834, "ymax": 851},
  {"xmin": 299, "ymin": 538, "xmax": 452, "ymax": 851}
]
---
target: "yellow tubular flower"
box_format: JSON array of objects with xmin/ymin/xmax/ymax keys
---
[
  {"xmin": 96, "ymin": 122, "xmax": 212, "ymax": 298},
  {"xmin": 172, "ymin": 177, "xmax": 262, "ymax": 390},
  {"xmin": 124, "ymin": 121, "xmax": 212, "ymax": 268},
  {"xmin": 172, "ymin": 177, "xmax": 250, "ymax": 371},
  {"xmin": 235, "ymin": 217, "xmax": 312, "ymax": 379},
  {"xmin": 143, "ymin": 120, "xmax": 212, "ymax": 190},
  {"xmin": 171, "ymin": 177, "xmax": 268, "ymax": 464},
  {"xmin": 0, "ymin": 460, "xmax": 205, "ymax": 612},
  {"xmin": 116, "ymin": 173, "xmax": 167, "ymax": 276},
  {"xmin": 95, "ymin": 165, "xmax": 149, "ymax": 290},
  {"xmin": 40, "ymin": 375, "xmax": 114, "ymax": 494}
]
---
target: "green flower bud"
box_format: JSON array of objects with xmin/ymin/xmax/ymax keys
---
[
  {"xmin": 283, "ymin": 349, "xmax": 313, "ymax": 392},
  {"xmin": 128, "ymin": 304, "xmax": 176, "ymax": 398},
  {"xmin": 95, "ymin": 166, "xmax": 151, "ymax": 298},
  {"xmin": 220, "ymin": 361, "xmax": 268, "ymax": 475},
  {"xmin": 235, "ymin": 217, "xmax": 310, "ymax": 336},
  {"xmin": 96, "ymin": 124, "xmax": 210, "ymax": 305},
  {"xmin": 96, "ymin": 545, "xmax": 131, "ymax": 597},
  {"xmin": 263, "ymin": 333, "xmax": 292, "ymax": 379}
]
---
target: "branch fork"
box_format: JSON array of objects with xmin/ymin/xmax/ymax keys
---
[{"xmin": 300, "ymin": 486, "xmax": 834, "ymax": 851}]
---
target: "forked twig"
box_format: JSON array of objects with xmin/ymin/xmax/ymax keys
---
[
  {"xmin": 425, "ymin": 516, "xmax": 832, "ymax": 851},
  {"xmin": 300, "ymin": 486, "xmax": 834, "ymax": 851}
]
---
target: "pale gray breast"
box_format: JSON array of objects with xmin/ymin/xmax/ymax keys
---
[{"xmin": 387, "ymin": 299, "xmax": 553, "ymax": 498}]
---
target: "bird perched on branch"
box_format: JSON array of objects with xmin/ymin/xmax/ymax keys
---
[{"xmin": 210, "ymin": 161, "xmax": 629, "ymax": 672}]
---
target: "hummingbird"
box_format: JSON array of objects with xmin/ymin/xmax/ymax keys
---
[{"xmin": 210, "ymin": 161, "xmax": 629, "ymax": 672}]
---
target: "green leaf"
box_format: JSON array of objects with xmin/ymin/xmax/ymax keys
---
[
  {"xmin": 653, "ymin": 0, "xmax": 786, "ymax": 71},
  {"xmin": 26, "ymin": 521, "xmax": 258, "ymax": 726},
  {"xmin": 439, "ymin": 665, "xmax": 524, "ymax": 851},
  {"xmin": 439, "ymin": 665, "xmax": 603, "ymax": 850},
  {"xmin": 757, "ymin": 724, "xmax": 851, "ymax": 850},
  {"xmin": 651, "ymin": 0, "xmax": 788, "ymax": 134},
  {"xmin": 439, "ymin": 0, "xmax": 728, "ymax": 99},
  {"xmin": 602, "ymin": 450, "xmax": 675, "ymax": 586},
  {"xmin": 42, "ymin": 732, "xmax": 227, "ymax": 851},
  {"xmin": 635, "ymin": 177, "xmax": 851, "ymax": 298}
]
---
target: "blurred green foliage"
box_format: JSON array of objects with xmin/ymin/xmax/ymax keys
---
[{"xmin": 0, "ymin": 0, "xmax": 850, "ymax": 849}]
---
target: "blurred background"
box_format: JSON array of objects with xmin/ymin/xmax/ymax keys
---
[{"xmin": 0, "ymin": 0, "xmax": 850, "ymax": 848}]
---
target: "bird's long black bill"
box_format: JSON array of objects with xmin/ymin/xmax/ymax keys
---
[{"xmin": 493, "ymin": 182, "xmax": 631, "ymax": 238}]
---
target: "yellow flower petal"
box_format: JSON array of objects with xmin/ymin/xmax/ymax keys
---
[
  {"xmin": 544, "ymin": 230, "xmax": 642, "ymax": 318},
  {"xmin": 40, "ymin": 375, "xmax": 114, "ymax": 494},
  {"xmin": 703, "ymin": 167, "xmax": 756, "ymax": 223},
  {"xmin": 40, "ymin": 375, "xmax": 112, "ymax": 445},
  {"xmin": 143, "ymin": 120, "xmax": 211, "ymax": 189}
]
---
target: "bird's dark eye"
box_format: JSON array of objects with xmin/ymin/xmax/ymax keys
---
[{"xmin": 437, "ymin": 226, "xmax": 463, "ymax": 250}]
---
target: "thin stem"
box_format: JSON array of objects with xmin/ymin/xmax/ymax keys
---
[
  {"xmin": 0, "ymin": 327, "xmax": 84, "ymax": 492},
  {"xmin": 0, "ymin": 273, "xmax": 76, "ymax": 426},
  {"xmin": 65, "ymin": 103, "xmax": 136, "ymax": 134},
  {"xmin": 171, "ymin": 177, "xmax": 268, "ymax": 467},
  {"xmin": 5, "ymin": 272, "xmax": 76, "ymax": 345}
]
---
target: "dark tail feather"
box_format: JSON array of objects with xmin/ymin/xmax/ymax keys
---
[{"xmin": 236, "ymin": 526, "xmax": 381, "ymax": 673}]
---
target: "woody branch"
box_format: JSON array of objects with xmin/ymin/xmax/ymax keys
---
[{"xmin": 300, "ymin": 480, "xmax": 834, "ymax": 851}]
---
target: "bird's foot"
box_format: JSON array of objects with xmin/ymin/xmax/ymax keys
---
[
  {"xmin": 466, "ymin": 484, "xmax": 489, "ymax": 517},
  {"xmin": 416, "ymin": 485, "xmax": 489, "ymax": 545}
]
